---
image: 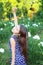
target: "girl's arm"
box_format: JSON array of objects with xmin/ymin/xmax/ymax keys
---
[
  {"xmin": 13, "ymin": 12, "xmax": 18, "ymax": 26},
  {"xmin": 12, "ymin": 7, "xmax": 18, "ymax": 26},
  {"xmin": 10, "ymin": 38, "xmax": 16, "ymax": 65}
]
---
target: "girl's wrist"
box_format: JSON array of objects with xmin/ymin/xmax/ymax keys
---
[{"xmin": 13, "ymin": 12, "xmax": 16, "ymax": 14}]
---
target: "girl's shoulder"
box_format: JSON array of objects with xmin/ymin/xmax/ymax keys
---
[
  {"xmin": 10, "ymin": 35, "xmax": 16, "ymax": 39},
  {"xmin": 10, "ymin": 34, "xmax": 18, "ymax": 42}
]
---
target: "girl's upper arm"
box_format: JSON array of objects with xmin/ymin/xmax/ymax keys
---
[
  {"xmin": 10, "ymin": 38, "xmax": 16, "ymax": 65},
  {"xmin": 10, "ymin": 38, "xmax": 16, "ymax": 52}
]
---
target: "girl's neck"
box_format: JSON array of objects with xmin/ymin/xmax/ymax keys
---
[{"xmin": 13, "ymin": 33, "xmax": 20, "ymax": 36}]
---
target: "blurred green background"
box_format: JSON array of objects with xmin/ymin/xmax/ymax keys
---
[{"xmin": 0, "ymin": 0, "xmax": 43, "ymax": 65}]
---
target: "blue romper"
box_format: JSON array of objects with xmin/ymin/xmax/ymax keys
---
[{"xmin": 9, "ymin": 35, "xmax": 27, "ymax": 65}]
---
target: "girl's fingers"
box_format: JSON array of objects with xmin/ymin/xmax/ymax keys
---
[{"xmin": 12, "ymin": 7, "xmax": 17, "ymax": 12}]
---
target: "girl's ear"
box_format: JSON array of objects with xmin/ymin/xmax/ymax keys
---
[{"xmin": 18, "ymin": 34, "xmax": 20, "ymax": 36}]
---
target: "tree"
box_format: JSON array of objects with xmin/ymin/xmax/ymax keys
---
[
  {"xmin": 5, "ymin": 1, "xmax": 13, "ymax": 21},
  {"xmin": 35, "ymin": 0, "xmax": 43, "ymax": 20},
  {"xmin": 22, "ymin": 6, "xmax": 28, "ymax": 17},
  {"xmin": 16, "ymin": 0, "xmax": 21, "ymax": 3},
  {"xmin": 0, "ymin": 0, "xmax": 41, "ymax": 20},
  {"xmin": 0, "ymin": 2, "xmax": 4, "ymax": 20}
]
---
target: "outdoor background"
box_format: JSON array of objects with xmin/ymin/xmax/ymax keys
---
[{"xmin": 0, "ymin": 0, "xmax": 43, "ymax": 65}]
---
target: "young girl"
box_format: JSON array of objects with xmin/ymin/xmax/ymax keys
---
[{"xmin": 9, "ymin": 7, "xmax": 28, "ymax": 65}]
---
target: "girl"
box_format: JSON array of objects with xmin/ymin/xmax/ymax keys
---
[{"xmin": 9, "ymin": 7, "xmax": 28, "ymax": 65}]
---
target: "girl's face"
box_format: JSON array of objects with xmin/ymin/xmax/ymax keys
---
[{"xmin": 12, "ymin": 25, "xmax": 20, "ymax": 34}]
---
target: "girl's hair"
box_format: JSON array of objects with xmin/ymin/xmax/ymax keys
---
[{"xmin": 18, "ymin": 25, "xmax": 28, "ymax": 63}]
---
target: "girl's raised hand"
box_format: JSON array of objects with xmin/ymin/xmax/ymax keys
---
[{"xmin": 12, "ymin": 7, "xmax": 17, "ymax": 13}]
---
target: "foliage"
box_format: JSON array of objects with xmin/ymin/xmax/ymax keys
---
[{"xmin": 0, "ymin": 0, "xmax": 41, "ymax": 20}]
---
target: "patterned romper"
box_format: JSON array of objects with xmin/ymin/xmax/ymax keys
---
[{"xmin": 9, "ymin": 35, "xmax": 27, "ymax": 65}]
